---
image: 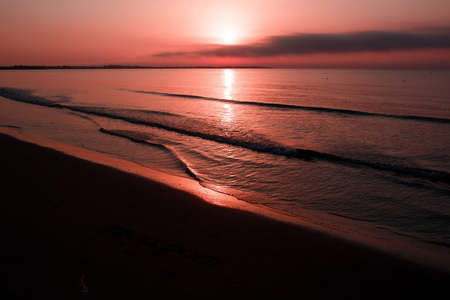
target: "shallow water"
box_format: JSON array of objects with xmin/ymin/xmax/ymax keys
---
[{"xmin": 1, "ymin": 68, "xmax": 449, "ymax": 248}]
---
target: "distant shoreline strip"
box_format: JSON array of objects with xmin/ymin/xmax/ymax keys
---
[{"xmin": 0, "ymin": 65, "xmax": 271, "ymax": 70}]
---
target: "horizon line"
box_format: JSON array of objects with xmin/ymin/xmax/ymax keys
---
[
  {"xmin": 0, "ymin": 65, "xmax": 272, "ymax": 70},
  {"xmin": 1, "ymin": 65, "xmax": 448, "ymax": 70}
]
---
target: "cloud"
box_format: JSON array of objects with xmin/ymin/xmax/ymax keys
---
[{"xmin": 155, "ymin": 29, "xmax": 450, "ymax": 58}]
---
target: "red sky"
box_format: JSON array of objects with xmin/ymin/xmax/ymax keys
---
[{"xmin": 1, "ymin": 0, "xmax": 450, "ymax": 68}]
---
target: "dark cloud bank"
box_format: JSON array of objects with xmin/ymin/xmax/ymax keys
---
[{"xmin": 155, "ymin": 29, "xmax": 450, "ymax": 58}]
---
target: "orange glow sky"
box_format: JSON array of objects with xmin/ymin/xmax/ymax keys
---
[{"xmin": 1, "ymin": 0, "xmax": 450, "ymax": 68}]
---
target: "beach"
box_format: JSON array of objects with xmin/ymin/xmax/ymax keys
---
[
  {"xmin": 1, "ymin": 69, "xmax": 450, "ymax": 251},
  {"xmin": 1, "ymin": 131, "xmax": 449, "ymax": 299}
]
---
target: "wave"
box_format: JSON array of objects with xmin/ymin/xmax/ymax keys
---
[
  {"xmin": 98, "ymin": 128, "xmax": 200, "ymax": 180},
  {"xmin": 2, "ymin": 87, "xmax": 449, "ymax": 183},
  {"xmin": 0, "ymin": 124, "xmax": 22, "ymax": 129},
  {"xmin": 0, "ymin": 87, "xmax": 62, "ymax": 107},
  {"xmin": 122, "ymin": 88, "xmax": 450, "ymax": 124},
  {"xmin": 82, "ymin": 107, "xmax": 450, "ymax": 184}
]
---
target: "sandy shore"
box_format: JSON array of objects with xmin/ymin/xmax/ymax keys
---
[{"xmin": 1, "ymin": 131, "xmax": 449, "ymax": 299}]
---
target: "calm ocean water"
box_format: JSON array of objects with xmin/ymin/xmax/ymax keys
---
[{"xmin": 1, "ymin": 69, "xmax": 449, "ymax": 250}]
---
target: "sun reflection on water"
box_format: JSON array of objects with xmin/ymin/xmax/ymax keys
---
[
  {"xmin": 223, "ymin": 69, "xmax": 234, "ymax": 100},
  {"xmin": 220, "ymin": 69, "xmax": 237, "ymax": 132},
  {"xmin": 221, "ymin": 103, "xmax": 235, "ymax": 126}
]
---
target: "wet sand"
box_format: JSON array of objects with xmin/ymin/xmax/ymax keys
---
[{"xmin": 1, "ymin": 132, "xmax": 449, "ymax": 299}]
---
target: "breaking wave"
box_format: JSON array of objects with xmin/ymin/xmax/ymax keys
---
[
  {"xmin": 1, "ymin": 87, "xmax": 449, "ymax": 183},
  {"xmin": 123, "ymin": 88, "xmax": 450, "ymax": 124}
]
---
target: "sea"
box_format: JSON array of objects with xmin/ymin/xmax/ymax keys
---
[{"xmin": 1, "ymin": 68, "xmax": 449, "ymax": 259}]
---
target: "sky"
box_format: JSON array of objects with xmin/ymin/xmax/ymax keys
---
[{"xmin": 1, "ymin": 0, "xmax": 450, "ymax": 68}]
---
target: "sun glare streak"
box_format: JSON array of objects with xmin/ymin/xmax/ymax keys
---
[
  {"xmin": 220, "ymin": 102, "xmax": 236, "ymax": 133},
  {"xmin": 220, "ymin": 69, "xmax": 236, "ymax": 131},
  {"xmin": 223, "ymin": 69, "xmax": 234, "ymax": 100}
]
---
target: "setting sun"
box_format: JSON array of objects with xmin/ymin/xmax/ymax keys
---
[{"xmin": 219, "ymin": 28, "xmax": 239, "ymax": 45}]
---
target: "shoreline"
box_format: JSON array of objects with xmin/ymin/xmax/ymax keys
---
[
  {"xmin": 1, "ymin": 128, "xmax": 450, "ymax": 299},
  {"xmin": 2, "ymin": 127, "xmax": 450, "ymax": 271}
]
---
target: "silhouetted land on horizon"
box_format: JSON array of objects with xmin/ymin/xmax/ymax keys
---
[{"xmin": 0, "ymin": 65, "xmax": 271, "ymax": 70}]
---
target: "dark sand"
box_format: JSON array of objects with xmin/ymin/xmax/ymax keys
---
[{"xmin": 1, "ymin": 132, "xmax": 449, "ymax": 299}]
